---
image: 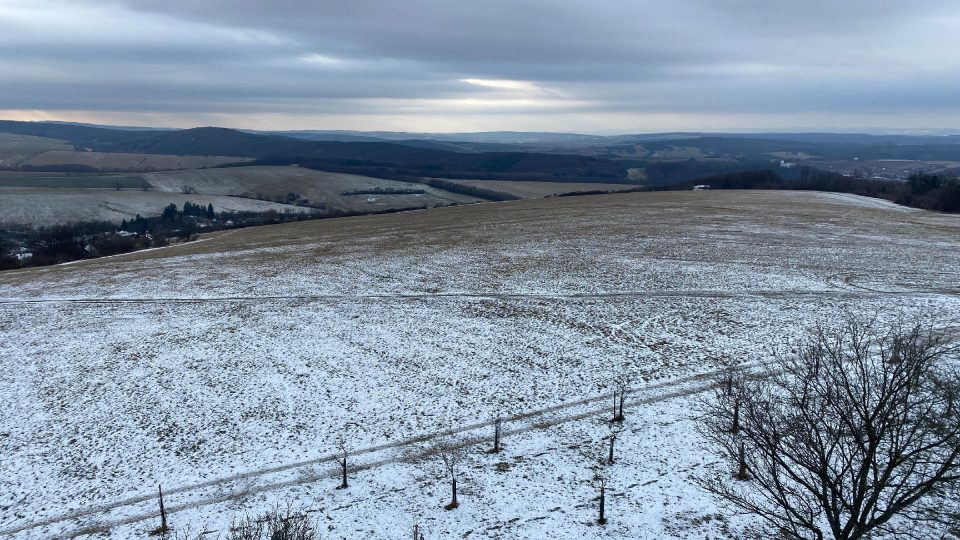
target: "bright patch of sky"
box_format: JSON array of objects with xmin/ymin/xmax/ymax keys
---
[{"xmin": 1, "ymin": 0, "xmax": 959, "ymax": 133}]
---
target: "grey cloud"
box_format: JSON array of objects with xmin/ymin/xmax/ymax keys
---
[{"xmin": 2, "ymin": 0, "xmax": 959, "ymax": 129}]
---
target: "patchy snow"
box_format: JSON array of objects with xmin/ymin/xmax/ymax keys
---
[
  {"xmin": 0, "ymin": 188, "xmax": 311, "ymax": 226},
  {"xmin": 0, "ymin": 191, "xmax": 958, "ymax": 538},
  {"xmin": 802, "ymin": 191, "xmax": 918, "ymax": 212},
  {"xmin": 96, "ymin": 393, "xmax": 752, "ymax": 539}
]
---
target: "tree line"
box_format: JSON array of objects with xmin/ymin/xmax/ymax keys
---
[
  {"xmin": 0, "ymin": 198, "xmax": 462, "ymax": 270},
  {"xmin": 418, "ymin": 178, "xmax": 521, "ymax": 201},
  {"xmin": 0, "ymin": 202, "xmax": 311, "ymax": 269},
  {"xmin": 661, "ymin": 168, "xmax": 960, "ymax": 212},
  {"xmin": 0, "ymin": 220, "xmax": 167, "ymax": 268}
]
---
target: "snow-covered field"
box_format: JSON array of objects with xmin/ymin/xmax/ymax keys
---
[
  {"xmin": 0, "ymin": 188, "xmax": 310, "ymax": 226},
  {"xmin": 143, "ymin": 166, "xmax": 483, "ymax": 212},
  {"xmin": 0, "ymin": 190, "xmax": 958, "ymax": 539},
  {"xmin": 0, "ymin": 165, "xmax": 481, "ymax": 227}
]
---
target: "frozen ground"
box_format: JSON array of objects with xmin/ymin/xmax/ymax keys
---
[{"xmin": 0, "ymin": 190, "xmax": 958, "ymax": 538}]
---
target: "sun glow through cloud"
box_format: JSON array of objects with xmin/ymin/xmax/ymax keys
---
[
  {"xmin": 0, "ymin": 0, "xmax": 958, "ymax": 131},
  {"xmin": 459, "ymin": 78, "xmax": 548, "ymax": 94}
]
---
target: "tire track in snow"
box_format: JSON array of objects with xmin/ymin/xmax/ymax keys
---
[
  {"xmin": 0, "ymin": 287, "xmax": 956, "ymax": 308},
  {"xmin": 0, "ymin": 365, "xmax": 753, "ymax": 538}
]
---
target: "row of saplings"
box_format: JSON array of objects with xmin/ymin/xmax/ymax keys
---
[{"xmin": 154, "ymin": 316, "xmax": 960, "ymax": 539}]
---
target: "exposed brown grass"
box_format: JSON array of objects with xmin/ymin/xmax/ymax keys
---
[
  {"xmin": 4, "ymin": 190, "xmax": 958, "ymax": 297},
  {"xmin": 442, "ymin": 179, "xmax": 639, "ymax": 199}
]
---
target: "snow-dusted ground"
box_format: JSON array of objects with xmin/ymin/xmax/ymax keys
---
[
  {"xmin": 0, "ymin": 190, "xmax": 958, "ymax": 539},
  {"xmin": 142, "ymin": 166, "xmax": 483, "ymax": 213},
  {"xmin": 805, "ymin": 191, "xmax": 919, "ymax": 212},
  {"xmin": 0, "ymin": 188, "xmax": 309, "ymax": 226}
]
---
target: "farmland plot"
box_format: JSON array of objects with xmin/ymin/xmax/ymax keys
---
[
  {"xmin": 0, "ymin": 188, "xmax": 310, "ymax": 226},
  {"xmin": 0, "ymin": 190, "xmax": 958, "ymax": 538},
  {"xmin": 143, "ymin": 166, "xmax": 483, "ymax": 211},
  {"xmin": 0, "ymin": 133, "xmax": 72, "ymax": 167},
  {"xmin": 441, "ymin": 179, "xmax": 640, "ymax": 199}
]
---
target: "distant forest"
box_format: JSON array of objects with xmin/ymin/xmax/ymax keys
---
[
  {"xmin": 659, "ymin": 169, "xmax": 960, "ymax": 213},
  {"xmin": 13, "ymin": 120, "xmax": 960, "ymax": 186},
  {"xmin": 0, "ymin": 202, "xmax": 306, "ymax": 269},
  {"xmin": 0, "ymin": 200, "xmax": 456, "ymax": 270}
]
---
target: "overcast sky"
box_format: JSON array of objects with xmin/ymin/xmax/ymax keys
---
[{"xmin": 1, "ymin": 0, "xmax": 959, "ymax": 133}]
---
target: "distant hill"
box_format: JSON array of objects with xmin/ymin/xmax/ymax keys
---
[
  {"xmin": 4, "ymin": 120, "xmax": 960, "ymax": 183},
  {"xmin": 0, "ymin": 121, "xmax": 643, "ymax": 182},
  {"xmin": 266, "ymin": 129, "xmax": 607, "ymax": 145},
  {"xmin": 625, "ymin": 136, "xmax": 960, "ymax": 161},
  {"xmin": 0, "ymin": 120, "xmax": 167, "ymax": 148}
]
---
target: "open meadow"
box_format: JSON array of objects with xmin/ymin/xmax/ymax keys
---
[
  {"xmin": 0, "ymin": 166, "xmax": 484, "ymax": 227},
  {"xmin": 0, "ymin": 133, "xmax": 72, "ymax": 167},
  {"xmin": 0, "ymin": 190, "xmax": 958, "ymax": 538},
  {"xmin": 143, "ymin": 166, "xmax": 483, "ymax": 211},
  {"xmin": 0, "ymin": 188, "xmax": 310, "ymax": 227}
]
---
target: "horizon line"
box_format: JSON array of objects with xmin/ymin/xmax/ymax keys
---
[{"xmin": 4, "ymin": 118, "xmax": 960, "ymax": 138}]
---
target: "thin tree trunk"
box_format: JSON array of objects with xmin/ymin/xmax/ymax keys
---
[
  {"xmin": 736, "ymin": 442, "xmax": 748, "ymax": 480},
  {"xmin": 339, "ymin": 456, "xmax": 348, "ymax": 489},
  {"xmin": 617, "ymin": 391, "xmax": 625, "ymax": 421},
  {"xmin": 158, "ymin": 484, "xmax": 167, "ymax": 532},
  {"xmin": 732, "ymin": 398, "xmax": 740, "ymax": 434},
  {"xmin": 608, "ymin": 436, "xmax": 615, "ymax": 464},
  {"xmin": 598, "ymin": 484, "xmax": 607, "ymax": 524},
  {"xmin": 447, "ymin": 477, "xmax": 459, "ymax": 509}
]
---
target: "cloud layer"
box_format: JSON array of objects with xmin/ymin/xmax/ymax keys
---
[{"xmin": 2, "ymin": 0, "xmax": 959, "ymax": 132}]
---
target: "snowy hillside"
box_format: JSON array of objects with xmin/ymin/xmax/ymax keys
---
[{"xmin": 1, "ymin": 190, "xmax": 958, "ymax": 539}]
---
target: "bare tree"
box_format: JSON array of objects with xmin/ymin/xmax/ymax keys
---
[
  {"xmin": 227, "ymin": 504, "xmax": 321, "ymax": 540},
  {"xmin": 490, "ymin": 415, "xmax": 503, "ymax": 454},
  {"xmin": 575, "ymin": 423, "xmax": 617, "ymax": 526},
  {"xmin": 332, "ymin": 421, "xmax": 362, "ymax": 490},
  {"xmin": 595, "ymin": 471, "xmax": 608, "ymax": 525},
  {"xmin": 613, "ymin": 373, "xmax": 632, "ymax": 422},
  {"xmin": 607, "ymin": 421, "xmax": 626, "ymax": 465},
  {"xmin": 335, "ymin": 437, "xmax": 349, "ymax": 490},
  {"xmin": 439, "ymin": 442, "xmax": 465, "ymax": 510},
  {"xmin": 722, "ymin": 366, "xmax": 736, "ymax": 397},
  {"xmin": 698, "ymin": 317, "xmax": 960, "ymax": 540}
]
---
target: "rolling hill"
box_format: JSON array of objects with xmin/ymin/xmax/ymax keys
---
[
  {"xmin": 4, "ymin": 120, "xmax": 960, "ymax": 190},
  {"xmin": 0, "ymin": 121, "xmax": 643, "ymax": 182},
  {"xmin": 1, "ymin": 190, "xmax": 958, "ymax": 538}
]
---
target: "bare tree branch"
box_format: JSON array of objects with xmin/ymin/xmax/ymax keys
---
[
  {"xmin": 697, "ymin": 316, "xmax": 960, "ymax": 540},
  {"xmin": 438, "ymin": 440, "xmax": 465, "ymax": 511}
]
